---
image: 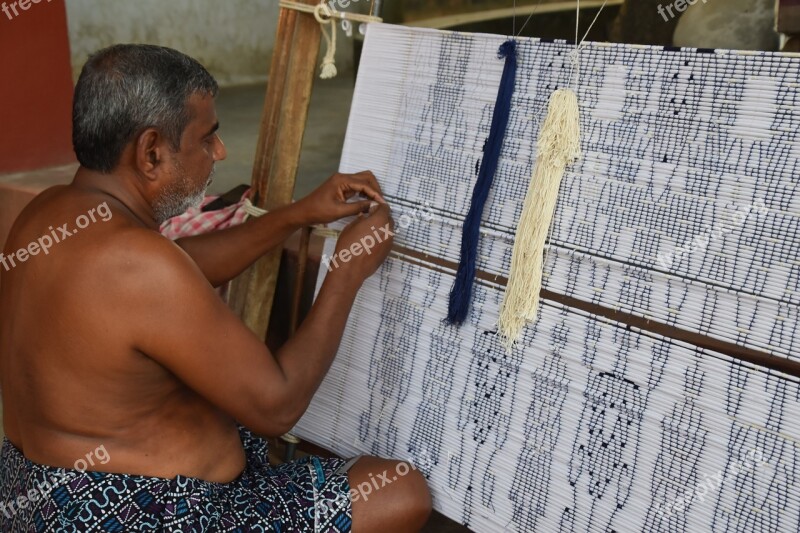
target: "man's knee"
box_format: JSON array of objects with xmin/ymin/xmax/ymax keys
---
[
  {"xmin": 388, "ymin": 461, "xmax": 432, "ymax": 522},
  {"xmin": 349, "ymin": 456, "xmax": 432, "ymax": 530},
  {"xmin": 399, "ymin": 465, "xmax": 432, "ymax": 526}
]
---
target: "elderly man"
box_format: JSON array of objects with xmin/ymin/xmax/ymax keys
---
[{"xmin": 0, "ymin": 44, "xmax": 431, "ymax": 531}]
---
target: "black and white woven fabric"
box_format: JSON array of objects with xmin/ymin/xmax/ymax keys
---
[{"xmin": 295, "ymin": 24, "xmax": 800, "ymax": 532}]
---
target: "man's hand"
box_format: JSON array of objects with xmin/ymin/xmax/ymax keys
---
[
  {"xmin": 329, "ymin": 203, "xmax": 394, "ymax": 284},
  {"xmin": 295, "ymin": 171, "xmax": 387, "ymax": 226}
]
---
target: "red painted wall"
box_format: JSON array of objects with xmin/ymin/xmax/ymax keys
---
[{"xmin": 0, "ymin": 0, "xmax": 75, "ymax": 174}]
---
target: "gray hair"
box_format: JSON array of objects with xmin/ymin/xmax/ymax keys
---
[{"xmin": 72, "ymin": 44, "xmax": 219, "ymax": 173}]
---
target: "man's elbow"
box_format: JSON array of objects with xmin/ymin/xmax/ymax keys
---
[
  {"xmin": 241, "ymin": 412, "xmax": 295, "ymax": 438},
  {"xmin": 274, "ymin": 398, "xmax": 310, "ymax": 435},
  {"xmin": 248, "ymin": 393, "xmax": 310, "ymax": 438},
  {"xmin": 255, "ymin": 420, "xmax": 295, "ymax": 439}
]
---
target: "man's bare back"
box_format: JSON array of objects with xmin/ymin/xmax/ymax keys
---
[
  {"xmin": 1, "ymin": 183, "xmax": 248, "ymax": 482},
  {"xmin": 1, "ymin": 128, "xmax": 398, "ymax": 486}
]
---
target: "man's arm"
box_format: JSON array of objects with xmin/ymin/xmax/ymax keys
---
[
  {"xmin": 174, "ymin": 171, "xmax": 386, "ymax": 287},
  {"xmin": 172, "ymin": 204, "xmax": 304, "ymax": 288},
  {"xmin": 129, "ymin": 204, "xmax": 394, "ymax": 436}
]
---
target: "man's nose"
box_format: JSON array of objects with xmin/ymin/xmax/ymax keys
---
[{"xmin": 214, "ymin": 135, "xmax": 228, "ymax": 162}]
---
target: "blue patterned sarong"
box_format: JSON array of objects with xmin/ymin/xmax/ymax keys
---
[{"xmin": 0, "ymin": 427, "xmax": 353, "ymax": 532}]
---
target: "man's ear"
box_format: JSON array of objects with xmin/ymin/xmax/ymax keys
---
[{"xmin": 135, "ymin": 128, "xmax": 166, "ymax": 180}]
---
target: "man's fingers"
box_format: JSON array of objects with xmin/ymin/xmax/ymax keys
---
[
  {"xmin": 366, "ymin": 203, "xmax": 393, "ymax": 226},
  {"xmin": 341, "ymin": 182, "xmax": 386, "ymax": 204},
  {"xmin": 338, "ymin": 172, "xmax": 385, "ymax": 203},
  {"xmin": 340, "ymin": 200, "xmax": 374, "ymax": 218},
  {"xmin": 342, "ymin": 216, "xmax": 363, "ymax": 232},
  {"xmin": 355, "ymin": 171, "xmax": 385, "ymax": 199}
]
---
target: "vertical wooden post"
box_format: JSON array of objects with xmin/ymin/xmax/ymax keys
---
[{"xmin": 229, "ymin": 0, "xmax": 322, "ymax": 336}]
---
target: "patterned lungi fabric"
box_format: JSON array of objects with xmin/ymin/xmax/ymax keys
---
[{"xmin": 0, "ymin": 427, "xmax": 354, "ymax": 532}]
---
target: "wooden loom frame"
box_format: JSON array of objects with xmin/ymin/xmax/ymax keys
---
[
  {"xmin": 229, "ymin": 0, "xmax": 323, "ymax": 334},
  {"xmin": 230, "ymin": 0, "xmax": 379, "ymax": 340}
]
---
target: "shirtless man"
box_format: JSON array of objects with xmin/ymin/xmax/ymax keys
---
[{"xmin": 0, "ymin": 44, "xmax": 431, "ymax": 531}]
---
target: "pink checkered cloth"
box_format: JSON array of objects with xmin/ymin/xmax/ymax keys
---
[
  {"xmin": 159, "ymin": 188, "xmax": 262, "ymax": 300},
  {"xmin": 159, "ymin": 191, "xmax": 254, "ymax": 240}
]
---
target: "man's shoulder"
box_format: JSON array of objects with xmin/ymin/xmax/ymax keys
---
[
  {"xmin": 110, "ymin": 226, "xmax": 183, "ymax": 257},
  {"xmin": 77, "ymin": 226, "xmax": 213, "ymax": 326},
  {"xmin": 100, "ymin": 227, "xmax": 202, "ymax": 285}
]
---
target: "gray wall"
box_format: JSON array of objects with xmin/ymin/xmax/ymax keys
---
[
  {"xmin": 65, "ymin": 0, "xmax": 355, "ymax": 86},
  {"xmin": 674, "ymin": 0, "xmax": 780, "ymax": 51}
]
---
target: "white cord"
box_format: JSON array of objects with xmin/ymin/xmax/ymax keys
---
[
  {"xmin": 278, "ymin": 0, "xmax": 383, "ymax": 79},
  {"xmin": 570, "ymin": 0, "xmax": 609, "ymax": 89},
  {"xmin": 243, "ymin": 198, "xmax": 268, "ymax": 218}
]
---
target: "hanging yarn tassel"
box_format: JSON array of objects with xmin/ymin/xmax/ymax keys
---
[
  {"xmin": 498, "ymin": 88, "xmax": 582, "ymax": 349},
  {"xmin": 447, "ymin": 39, "xmax": 517, "ymax": 325},
  {"xmin": 315, "ymin": 3, "xmax": 338, "ymax": 79}
]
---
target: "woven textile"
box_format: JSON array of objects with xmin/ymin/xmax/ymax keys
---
[{"xmin": 295, "ymin": 24, "xmax": 800, "ymax": 532}]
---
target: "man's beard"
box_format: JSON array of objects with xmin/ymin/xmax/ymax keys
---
[{"xmin": 152, "ymin": 161, "xmax": 215, "ymax": 225}]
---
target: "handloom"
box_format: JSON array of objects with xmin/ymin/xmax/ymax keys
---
[{"xmin": 295, "ymin": 23, "xmax": 800, "ymax": 532}]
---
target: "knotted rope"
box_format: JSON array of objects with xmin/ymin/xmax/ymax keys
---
[{"xmin": 278, "ymin": 0, "xmax": 383, "ymax": 79}]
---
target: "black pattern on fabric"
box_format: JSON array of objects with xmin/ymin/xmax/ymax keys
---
[
  {"xmin": 298, "ymin": 253, "xmax": 800, "ymax": 532},
  {"xmin": 447, "ymin": 287, "xmax": 524, "ymax": 526},
  {"xmin": 339, "ymin": 26, "xmax": 800, "ymax": 361},
  {"xmin": 358, "ymin": 260, "xmax": 437, "ymax": 457}
]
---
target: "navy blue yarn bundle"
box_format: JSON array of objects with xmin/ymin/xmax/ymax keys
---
[{"xmin": 447, "ymin": 39, "xmax": 517, "ymax": 325}]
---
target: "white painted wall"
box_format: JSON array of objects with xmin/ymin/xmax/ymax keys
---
[{"xmin": 65, "ymin": 0, "xmax": 356, "ymax": 86}]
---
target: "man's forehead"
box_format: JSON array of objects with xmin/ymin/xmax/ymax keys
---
[{"xmin": 187, "ymin": 93, "xmax": 218, "ymax": 127}]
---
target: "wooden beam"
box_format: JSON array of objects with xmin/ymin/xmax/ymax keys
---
[
  {"xmin": 392, "ymin": 244, "xmax": 800, "ymax": 380},
  {"xmin": 229, "ymin": 0, "xmax": 322, "ymax": 337},
  {"xmin": 409, "ymin": 0, "xmax": 623, "ymax": 30}
]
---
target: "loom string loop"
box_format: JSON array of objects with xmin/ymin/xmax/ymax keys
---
[
  {"xmin": 548, "ymin": 0, "xmax": 608, "ymax": 269},
  {"xmin": 569, "ymin": 0, "xmax": 609, "ymax": 89},
  {"xmin": 314, "ymin": 3, "xmax": 340, "ymax": 79},
  {"xmin": 278, "ymin": 0, "xmax": 383, "ymax": 79},
  {"xmin": 515, "ymin": 0, "xmax": 546, "ymax": 38},
  {"xmin": 544, "ymin": 0, "xmax": 609, "ymax": 298},
  {"xmin": 447, "ymin": 39, "xmax": 518, "ymax": 326}
]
